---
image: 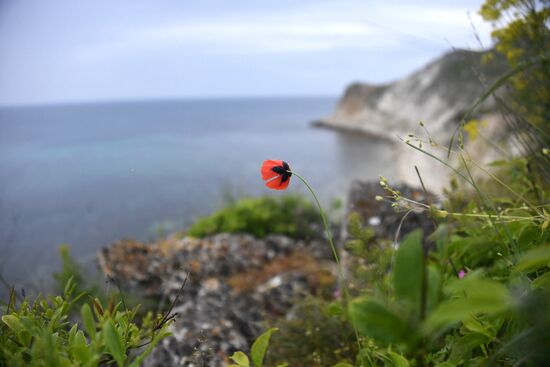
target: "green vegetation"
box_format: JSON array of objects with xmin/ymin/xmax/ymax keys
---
[
  {"xmin": 258, "ymin": 144, "xmax": 549, "ymax": 366},
  {"xmin": 187, "ymin": 195, "xmax": 319, "ymax": 239},
  {"xmin": 0, "ymin": 278, "xmax": 172, "ymax": 366},
  {"xmin": 53, "ymin": 245, "xmax": 98, "ymax": 303},
  {"xmin": 229, "ymin": 328, "xmax": 280, "ymax": 367},
  {"xmin": 480, "ymin": 0, "xmax": 549, "ymax": 180},
  {"xmin": 481, "ymin": 0, "xmax": 550, "ymax": 132},
  {"xmin": 265, "ymin": 299, "xmax": 358, "ymax": 366}
]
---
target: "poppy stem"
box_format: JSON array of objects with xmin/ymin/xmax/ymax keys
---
[
  {"xmin": 288, "ymin": 171, "xmax": 340, "ymax": 265},
  {"xmin": 289, "ymin": 170, "xmax": 364, "ymax": 357}
]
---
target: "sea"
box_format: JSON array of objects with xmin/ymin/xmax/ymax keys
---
[{"xmin": 0, "ymin": 97, "xmax": 396, "ymax": 291}]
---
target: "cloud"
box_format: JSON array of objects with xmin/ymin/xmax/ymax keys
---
[
  {"xmin": 73, "ymin": 20, "xmax": 384, "ymax": 62},
  {"xmin": 1, "ymin": 0, "xmax": 494, "ymax": 104},
  {"xmin": 72, "ymin": 1, "xmax": 491, "ymax": 63}
]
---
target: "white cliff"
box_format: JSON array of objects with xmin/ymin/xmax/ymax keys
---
[{"xmin": 315, "ymin": 49, "xmax": 510, "ymax": 191}]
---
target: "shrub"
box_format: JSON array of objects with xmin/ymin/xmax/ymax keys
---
[
  {"xmin": 187, "ymin": 195, "xmax": 320, "ymax": 239},
  {"xmin": 0, "ymin": 278, "xmax": 172, "ymax": 366}
]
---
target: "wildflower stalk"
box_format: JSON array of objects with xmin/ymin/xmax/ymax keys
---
[
  {"xmin": 288, "ymin": 171, "xmax": 340, "ymax": 264},
  {"xmin": 289, "ymin": 170, "xmax": 364, "ymax": 355},
  {"xmin": 381, "ymin": 187, "xmax": 542, "ymax": 223}
]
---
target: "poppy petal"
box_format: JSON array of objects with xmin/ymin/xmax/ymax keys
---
[
  {"xmin": 265, "ymin": 176, "xmax": 282, "ymax": 189},
  {"xmin": 277, "ymin": 176, "xmax": 291, "ymax": 190},
  {"xmin": 261, "ymin": 159, "xmax": 283, "ymax": 180},
  {"xmin": 265, "ymin": 176, "xmax": 290, "ymax": 190}
]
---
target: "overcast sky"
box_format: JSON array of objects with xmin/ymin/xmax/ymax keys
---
[{"xmin": 0, "ymin": 0, "xmax": 493, "ymax": 106}]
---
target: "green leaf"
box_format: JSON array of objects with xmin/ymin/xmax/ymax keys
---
[
  {"xmin": 387, "ymin": 351, "xmax": 410, "ymax": 367},
  {"xmin": 2, "ymin": 315, "xmax": 24, "ymax": 334},
  {"xmin": 462, "ymin": 316, "xmax": 493, "ymax": 338},
  {"xmin": 350, "ymin": 298, "xmax": 413, "ymax": 344},
  {"xmin": 229, "ymin": 351, "xmax": 250, "ymax": 367},
  {"xmin": 38, "ymin": 329, "xmax": 61, "ymax": 367},
  {"xmin": 532, "ymin": 272, "xmax": 550, "ymax": 291},
  {"xmin": 81, "ymin": 303, "xmax": 96, "ymax": 339},
  {"xmin": 71, "ymin": 330, "xmax": 92, "ymax": 363},
  {"xmin": 103, "ymin": 320, "xmax": 126, "ymax": 366},
  {"xmin": 449, "ymin": 332, "xmax": 491, "ymax": 364},
  {"xmin": 434, "ymin": 362, "xmax": 458, "ymax": 367},
  {"xmin": 515, "ymin": 244, "xmax": 550, "ymax": 272},
  {"xmin": 424, "ymin": 277, "xmax": 511, "ymax": 332},
  {"xmin": 394, "ymin": 229, "xmax": 424, "ymax": 314},
  {"xmin": 68, "ymin": 323, "xmax": 78, "ymax": 346},
  {"xmin": 332, "ymin": 363, "xmax": 354, "ymax": 367},
  {"xmin": 426, "ymin": 265, "xmax": 442, "ymax": 312},
  {"xmin": 251, "ymin": 328, "xmax": 278, "ymax": 367}
]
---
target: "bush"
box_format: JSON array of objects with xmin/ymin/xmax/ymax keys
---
[
  {"xmin": 0, "ymin": 278, "xmax": 172, "ymax": 366},
  {"xmin": 346, "ymin": 173, "xmax": 550, "ymax": 365},
  {"xmin": 187, "ymin": 195, "xmax": 320, "ymax": 239}
]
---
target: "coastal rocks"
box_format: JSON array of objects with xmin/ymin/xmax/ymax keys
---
[
  {"xmin": 98, "ymin": 233, "xmax": 335, "ymax": 366},
  {"xmin": 314, "ymin": 49, "xmax": 511, "ymax": 191}
]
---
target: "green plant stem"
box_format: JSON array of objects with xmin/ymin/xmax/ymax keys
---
[
  {"xmin": 394, "ymin": 194, "xmax": 541, "ymax": 222},
  {"xmin": 289, "ymin": 170, "xmax": 364, "ymax": 359},
  {"xmin": 405, "ymin": 141, "xmax": 475, "ymax": 186},
  {"xmin": 447, "ymin": 54, "xmax": 550, "ymax": 158},
  {"xmin": 465, "ymin": 154, "xmax": 542, "ymax": 216},
  {"xmin": 413, "ymin": 139, "xmax": 541, "ymax": 216},
  {"xmin": 289, "ymin": 171, "xmax": 340, "ymax": 265},
  {"xmin": 448, "ymin": 212, "xmax": 540, "ymax": 221},
  {"xmin": 459, "ymin": 154, "xmax": 519, "ymax": 257}
]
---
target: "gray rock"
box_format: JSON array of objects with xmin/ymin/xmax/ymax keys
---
[{"xmin": 99, "ymin": 233, "xmax": 335, "ymax": 366}]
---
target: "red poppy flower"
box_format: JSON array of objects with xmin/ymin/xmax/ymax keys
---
[{"xmin": 261, "ymin": 160, "xmax": 292, "ymax": 190}]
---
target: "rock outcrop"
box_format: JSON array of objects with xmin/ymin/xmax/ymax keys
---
[
  {"xmin": 315, "ymin": 49, "xmax": 510, "ymax": 191},
  {"xmin": 98, "ymin": 234, "xmax": 335, "ymax": 366}
]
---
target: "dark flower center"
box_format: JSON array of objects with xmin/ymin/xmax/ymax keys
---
[{"xmin": 271, "ymin": 161, "xmax": 292, "ymax": 182}]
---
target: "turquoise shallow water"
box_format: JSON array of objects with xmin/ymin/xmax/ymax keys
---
[{"xmin": 0, "ymin": 98, "xmax": 396, "ymax": 288}]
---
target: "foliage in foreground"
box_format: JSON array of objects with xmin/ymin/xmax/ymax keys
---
[
  {"xmin": 229, "ymin": 328, "xmax": 280, "ymax": 367},
  {"xmin": 0, "ymin": 278, "xmax": 172, "ymax": 366},
  {"xmin": 264, "ymin": 298, "xmax": 358, "ymax": 366},
  {"xmin": 187, "ymin": 194, "xmax": 319, "ymax": 239}
]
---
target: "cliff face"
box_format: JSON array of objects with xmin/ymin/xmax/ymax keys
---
[{"xmin": 315, "ymin": 49, "xmax": 510, "ymax": 190}]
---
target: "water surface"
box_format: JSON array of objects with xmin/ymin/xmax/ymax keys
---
[{"xmin": 0, "ymin": 98, "xmax": 396, "ymax": 289}]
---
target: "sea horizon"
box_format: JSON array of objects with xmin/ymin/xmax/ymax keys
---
[
  {"xmin": 0, "ymin": 96, "xmax": 396, "ymax": 291},
  {"xmin": 0, "ymin": 94, "xmax": 340, "ymax": 110}
]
